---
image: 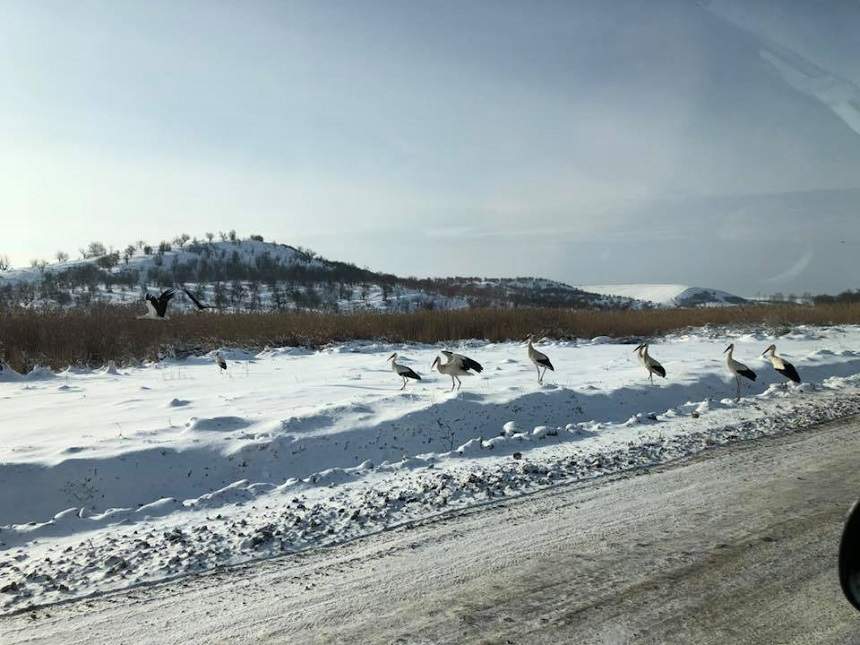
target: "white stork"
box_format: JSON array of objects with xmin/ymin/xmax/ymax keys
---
[
  {"xmin": 214, "ymin": 351, "xmax": 227, "ymax": 374},
  {"xmin": 387, "ymin": 353, "xmax": 421, "ymax": 390},
  {"xmin": 723, "ymin": 343, "xmax": 756, "ymax": 400},
  {"xmin": 138, "ymin": 288, "xmax": 177, "ymax": 320},
  {"xmin": 526, "ymin": 334, "xmax": 554, "ymax": 383},
  {"xmin": 432, "ymin": 351, "xmax": 483, "ymax": 391},
  {"xmin": 634, "ymin": 343, "xmax": 666, "ymax": 384},
  {"xmin": 441, "ymin": 350, "xmax": 483, "ymax": 374},
  {"xmin": 762, "ymin": 344, "xmax": 801, "ymax": 385}
]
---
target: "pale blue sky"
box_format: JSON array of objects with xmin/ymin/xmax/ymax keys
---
[{"xmin": 2, "ymin": 0, "xmax": 859, "ymax": 295}]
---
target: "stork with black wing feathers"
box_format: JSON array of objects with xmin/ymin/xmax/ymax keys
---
[
  {"xmin": 526, "ymin": 334, "xmax": 554, "ymax": 383},
  {"xmin": 387, "ymin": 353, "xmax": 421, "ymax": 390},
  {"xmin": 432, "ymin": 350, "xmax": 483, "ymax": 391},
  {"xmin": 762, "ymin": 344, "xmax": 801, "ymax": 385},
  {"xmin": 724, "ymin": 343, "xmax": 757, "ymax": 400},
  {"xmin": 138, "ymin": 288, "xmax": 177, "ymax": 320}
]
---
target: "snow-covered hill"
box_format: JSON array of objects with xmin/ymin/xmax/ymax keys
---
[
  {"xmin": 0, "ymin": 237, "xmax": 638, "ymax": 312},
  {"xmin": 578, "ymin": 284, "xmax": 746, "ymax": 308},
  {"xmin": 0, "ymin": 239, "xmax": 321, "ymax": 287}
]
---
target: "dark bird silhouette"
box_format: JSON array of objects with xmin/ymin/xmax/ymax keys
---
[
  {"xmin": 183, "ymin": 288, "xmax": 211, "ymax": 311},
  {"xmin": 138, "ymin": 288, "xmax": 177, "ymax": 320}
]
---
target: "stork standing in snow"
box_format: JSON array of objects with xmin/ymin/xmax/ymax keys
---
[
  {"xmin": 214, "ymin": 351, "xmax": 227, "ymax": 374},
  {"xmin": 526, "ymin": 334, "xmax": 554, "ymax": 383},
  {"xmin": 441, "ymin": 350, "xmax": 483, "ymax": 374},
  {"xmin": 432, "ymin": 351, "xmax": 483, "ymax": 391},
  {"xmin": 387, "ymin": 353, "xmax": 421, "ymax": 390},
  {"xmin": 761, "ymin": 344, "xmax": 801, "ymax": 385},
  {"xmin": 724, "ymin": 343, "xmax": 756, "ymax": 400},
  {"xmin": 137, "ymin": 288, "xmax": 177, "ymax": 320},
  {"xmin": 634, "ymin": 343, "xmax": 666, "ymax": 384}
]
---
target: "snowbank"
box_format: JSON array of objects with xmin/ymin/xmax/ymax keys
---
[{"xmin": 1, "ymin": 325, "xmax": 860, "ymax": 610}]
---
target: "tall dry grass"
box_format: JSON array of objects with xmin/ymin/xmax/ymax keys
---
[{"xmin": 1, "ymin": 303, "xmax": 859, "ymax": 372}]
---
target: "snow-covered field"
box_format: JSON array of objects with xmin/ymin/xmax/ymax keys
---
[{"xmin": 2, "ymin": 326, "xmax": 860, "ymax": 612}]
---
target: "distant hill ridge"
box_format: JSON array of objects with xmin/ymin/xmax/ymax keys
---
[{"xmin": 577, "ymin": 284, "xmax": 747, "ymax": 308}]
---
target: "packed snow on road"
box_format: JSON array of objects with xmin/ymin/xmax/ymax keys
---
[{"xmin": 2, "ymin": 325, "xmax": 860, "ymax": 611}]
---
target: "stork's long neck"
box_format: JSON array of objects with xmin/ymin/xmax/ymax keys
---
[{"xmin": 726, "ymin": 346, "xmax": 734, "ymax": 360}]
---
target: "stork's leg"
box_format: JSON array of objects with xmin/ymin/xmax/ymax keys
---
[
  {"xmin": 541, "ymin": 367, "xmax": 547, "ymax": 383},
  {"xmin": 649, "ymin": 371, "xmax": 653, "ymax": 385},
  {"xmin": 735, "ymin": 375, "xmax": 740, "ymax": 401},
  {"xmin": 450, "ymin": 376, "xmax": 456, "ymax": 391},
  {"xmin": 456, "ymin": 376, "xmax": 462, "ymax": 390},
  {"xmin": 535, "ymin": 364, "xmax": 541, "ymax": 382},
  {"xmin": 400, "ymin": 377, "xmax": 406, "ymax": 391}
]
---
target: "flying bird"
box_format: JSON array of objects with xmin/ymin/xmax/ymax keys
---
[
  {"xmin": 724, "ymin": 343, "xmax": 756, "ymax": 400},
  {"xmin": 432, "ymin": 351, "xmax": 483, "ymax": 391},
  {"xmin": 634, "ymin": 343, "xmax": 666, "ymax": 384},
  {"xmin": 526, "ymin": 334, "xmax": 554, "ymax": 383},
  {"xmin": 387, "ymin": 353, "xmax": 421, "ymax": 390},
  {"xmin": 138, "ymin": 288, "xmax": 177, "ymax": 320},
  {"xmin": 183, "ymin": 288, "xmax": 211, "ymax": 311},
  {"xmin": 762, "ymin": 344, "xmax": 801, "ymax": 384}
]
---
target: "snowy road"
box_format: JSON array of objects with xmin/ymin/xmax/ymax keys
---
[{"xmin": 4, "ymin": 415, "xmax": 860, "ymax": 644}]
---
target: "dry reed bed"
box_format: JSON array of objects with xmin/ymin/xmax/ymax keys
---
[{"xmin": 1, "ymin": 304, "xmax": 859, "ymax": 372}]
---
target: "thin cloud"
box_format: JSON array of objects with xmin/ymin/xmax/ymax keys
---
[{"xmin": 763, "ymin": 250, "xmax": 814, "ymax": 284}]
